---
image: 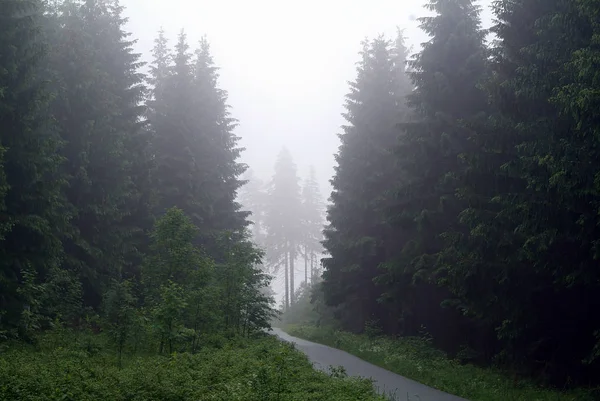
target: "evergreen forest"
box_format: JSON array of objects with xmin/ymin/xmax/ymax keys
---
[
  {"xmin": 284, "ymin": 1, "xmax": 600, "ymax": 399},
  {"xmin": 2, "ymin": 0, "xmax": 600, "ymax": 400}
]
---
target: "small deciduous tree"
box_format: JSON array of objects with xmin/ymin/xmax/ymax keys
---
[{"xmin": 103, "ymin": 279, "xmax": 137, "ymax": 367}]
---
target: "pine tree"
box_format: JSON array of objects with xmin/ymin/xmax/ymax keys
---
[
  {"xmin": 374, "ymin": 0, "xmax": 490, "ymax": 341},
  {"xmin": 147, "ymin": 27, "xmax": 171, "ymax": 108},
  {"xmin": 151, "ymin": 29, "xmax": 195, "ymax": 220},
  {"xmin": 391, "ymin": 27, "xmax": 413, "ymax": 119},
  {"xmin": 150, "ymin": 31, "xmax": 249, "ymax": 261},
  {"xmin": 264, "ymin": 148, "xmax": 303, "ymax": 309},
  {"xmin": 553, "ymin": 0, "xmax": 600, "ymax": 370},
  {"xmin": 43, "ymin": 0, "xmax": 147, "ymax": 309},
  {"xmin": 0, "ymin": 0, "xmax": 71, "ymax": 335},
  {"xmin": 322, "ymin": 37, "xmax": 406, "ymax": 333},
  {"xmin": 191, "ymin": 36, "xmax": 249, "ymax": 253},
  {"xmin": 460, "ymin": 0, "xmax": 599, "ymax": 381}
]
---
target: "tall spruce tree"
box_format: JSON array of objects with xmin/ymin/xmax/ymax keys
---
[
  {"xmin": 150, "ymin": 29, "xmax": 197, "ymax": 223},
  {"xmin": 191, "ymin": 36, "xmax": 249, "ymax": 252},
  {"xmin": 553, "ymin": 0, "xmax": 600, "ymax": 371},
  {"xmin": 461, "ymin": 0, "xmax": 599, "ymax": 382},
  {"xmin": 322, "ymin": 37, "xmax": 407, "ymax": 333},
  {"xmin": 263, "ymin": 147, "xmax": 303, "ymax": 309},
  {"xmin": 150, "ymin": 31, "xmax": 248, "ymax": 261},
  {"xmin": 43, "ymin": 0, "xmax": 147, "ymax": 309},
  {"xmin": 379, "ymin": 0, "xmax": 490, "ymax": 345},
  {"xmin": 0, "ymin": 0, "xmax": 71, "ymax": 336}
]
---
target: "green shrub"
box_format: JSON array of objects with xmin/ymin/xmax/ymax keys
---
[{"xmin": 0, "ymin": 332, "xmax": 386, "ymax": 401}]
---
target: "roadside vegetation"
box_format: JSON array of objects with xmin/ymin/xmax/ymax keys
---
[
  {"xmin": 284, "ymin": 324, "xmax": 597, "ymax": 401},
  {"xmin": 279, "ymin": 285, "xmax": 599, "ymax": 401},
  {"xmin": 0, "ymin": 328, "xmax": 386, "ymax": 401}
]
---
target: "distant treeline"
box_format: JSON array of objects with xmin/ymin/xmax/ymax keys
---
[
  {"xmin": 239, "ymin": 156, "xmax": 325, "ymax": 311},
  {"xmin": 316, "ymin": 0, "xmax": 600, "ymax": 387},
  {"xmin": 0, "ymin": 0, "xmax": 274, "ymax": 350}
]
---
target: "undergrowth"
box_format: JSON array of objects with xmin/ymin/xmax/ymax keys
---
[
  {"xmin": 0, "ymin": 329, "xmax": 386, "ymax": 401},
  {"xmin": 284, "ymin": 325, "xmax": 599, "ymax": 401}
]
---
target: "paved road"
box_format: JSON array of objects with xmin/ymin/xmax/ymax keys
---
[{"xmin": 271, "ymin": 327, "xmax": 468, "ymax": 401}]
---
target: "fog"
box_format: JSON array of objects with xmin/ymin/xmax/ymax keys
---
[
  {"xmin": 116, "ymin": 0, "xmax": 494, "ymax": 304},
  {"xmin": 123, "ymin": 0, "xmax": 493, "ymax": 196}
]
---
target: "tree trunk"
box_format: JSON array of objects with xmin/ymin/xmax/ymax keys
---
[
  {"xmin": 304, "ymin": 245, "xmax": 308, "ymax": 284},
  {"xmin": 290, "ymin": 244, "xmax": 295, "ymax": 304},
  {"xmin": 284, "ymin": 244, "xmax": 289, "ymax": 310}
]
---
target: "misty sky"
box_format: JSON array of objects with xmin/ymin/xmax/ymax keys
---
[{"xmin": 123, "ymin": 0, "xmax": 493, "ymax": 198}]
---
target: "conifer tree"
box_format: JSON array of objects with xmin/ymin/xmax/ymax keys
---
[
  {"xmin": 191, "ymin": 36, "xmax": 249, "ymax": 252},
  {"xmin": 43, "ymin": 0, "xmax": 147, "ymax": 309},
  {"xmin": 552, "ymin": 0, "xmax": 600, "ymax": 370},
  {"xmin": 0, "ymin": 0, "xmax": 71, "ymax": 335},
  {"xmin": 322, "ymin": 37, "xmax": 407, "ymax": 332},
  {"xmin": 457, "ymin": 0, "xmax": 599, "ymax": 380},
  {"xmin": 377, "ymin": 0, "xmax": 490, "ymax": 340},
  {"xmin": 264, "ymin": 148, "xmax": 303, "ymax": 308},
  {"xmin": 150, "ymin": 29, "xmax": 196, "ymax": 222},
  {"xmin": 150, "ymin": 31, "xmax": 248, "ymax": 261}
]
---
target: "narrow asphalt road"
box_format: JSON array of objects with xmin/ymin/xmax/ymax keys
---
[{"xmin": 271, "ymin": 327, "xmax": 468, "ymax": 401}]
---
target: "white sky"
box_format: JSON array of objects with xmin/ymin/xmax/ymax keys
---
[
  {"xmin": 121, "ymin": 0, "xmax": 493, "ymax": 302},
  {"xmin": 123, "ymin": 0, "xmax": 493, "ymax": 195}
]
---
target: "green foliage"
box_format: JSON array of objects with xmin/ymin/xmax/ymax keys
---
[
  {"xmin": 215, "ymin": 232, "xmax": 277, "ymax": 336},
  {"xmin": 1, "ymin": 0, "xmax": 268, "ymax": 354},
  {"xmin": 0, "ymin": 333, "xmax": 386, "ymax": 401},
  {"xmin": 322, "ymin": 32, "xmax": 414, "ymax": 333},
  {"xmin": 0, "ymin": 0, "xmax": 70, "ymax": 337},
  {"xmin": 103, "ymin": 279, "xmax": 138, "ymax": 365},
  {"xmin": 5, "ymin": 0, "xmax": 600, "ymax": 396},
  {"xmin": 152, "ymin": 280, "xmax": 188, "ymax": 354},
  {"xmin": 149, "ymin": 29, "xmax": 249, "ymax": 257},
  {"xmin": 41, "ymin": 0, "xmax": 149, "ymax": 308},
  {"xmin": 280, "ymin": 282, "xmax": 321, "ymax": 327},
  {"xmin": 286, "ymin": 325, "xmax": 598, "ymax": 401},
  {"xmin": 144, "ymin": 207, "xmax": 210, "ymax": 298},
  {"xmin": 315, "ymin": 0, "xmax": 600, "ymax": 390}
]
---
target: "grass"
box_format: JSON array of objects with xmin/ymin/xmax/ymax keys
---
[
  {"xmin": 284, "ymin": 324, "xmax": 598, "ymax": 401},
  {"xmin": 0, "ymin": 330, "xmax": 387, "ymax": 401}
]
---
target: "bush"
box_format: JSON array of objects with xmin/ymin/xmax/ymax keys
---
[{"xmin": 0, "ymin": 332, "xmax": 386, "ymax": 401}]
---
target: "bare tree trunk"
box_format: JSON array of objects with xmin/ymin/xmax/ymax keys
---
[
  {"xmin": 284, "ymin": 244, "xmax": 289, "ymax": 310},
  {"xmin": 304, "ymin": 245, "xmax": 308, "ymax": 284},
  {"xmin": 310, "ymin": 252, "xmax": 315, "ymax": 285},
  {"xmin": 290, "ymin": 244, "xmax": 295, "ymax": 304}
]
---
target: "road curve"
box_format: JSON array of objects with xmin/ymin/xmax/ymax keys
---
[{"xmin": 270, "ymin": 327, "xmax": 468, "ymax": 401}]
